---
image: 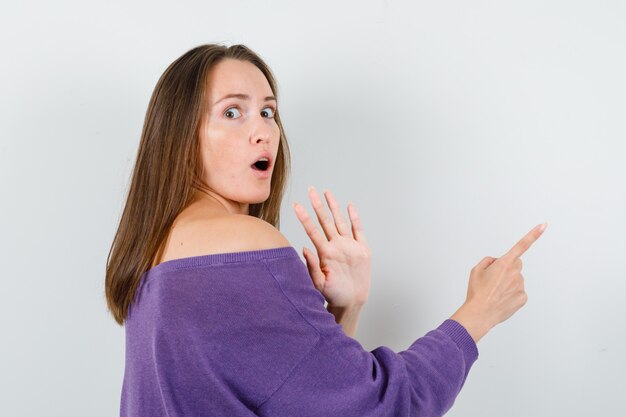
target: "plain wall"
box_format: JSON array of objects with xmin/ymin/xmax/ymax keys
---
[{"xmin": 1, "ymin": 0, "xmax": 624, "ymax": 415}]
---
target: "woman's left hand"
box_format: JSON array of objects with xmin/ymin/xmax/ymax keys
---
[{"xmin": 292, "ymin": 187, "xmax": 371, "ymax": 308}]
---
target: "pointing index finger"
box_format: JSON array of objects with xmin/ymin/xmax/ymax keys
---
[{"xmin": 501, "ymin": 222, "xmax": 548, "ymax": 263}]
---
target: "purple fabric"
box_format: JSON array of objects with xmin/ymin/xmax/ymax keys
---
[{"xmin": 121, "ymin": 246, "xmax": 478, "ymax": 416}]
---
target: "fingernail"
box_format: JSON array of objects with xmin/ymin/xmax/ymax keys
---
[
  {"xmin": 308, "ymin": 185, "xmax": 313, "ymax": 193},
  {"xmin": 538, "ymin": 222, "xmax": 547, "ymax": 232}
]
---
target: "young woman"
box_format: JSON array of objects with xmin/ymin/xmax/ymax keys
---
[{"xmin": 105, "ymin": 43, "xmax": 547, "ymax": 416}]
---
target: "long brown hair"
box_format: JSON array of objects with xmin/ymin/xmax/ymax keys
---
[{"xmin": 105, "ymin": 44, "xmax": 291, "ymax": 325}]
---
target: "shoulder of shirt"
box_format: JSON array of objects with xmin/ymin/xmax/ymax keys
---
[{"xmin": 161, "ymin": 212, "xmax": 292, "ymax": 262}]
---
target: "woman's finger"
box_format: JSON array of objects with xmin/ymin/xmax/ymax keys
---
[
  {"xmin": 473, "ymin": 256, "xmax": 497, "ymax": 273},
  {"xmin": 308, "ymin": 186, "xmax": 338, "ymax": 240},
  {"xmin": 302, "ymin": 246, "xmax": 325, "ymax": 291},
  {"xmin": 292, "ymin": 201, "xmax": 328, "ymax": 252},
  {"xmin": 322, "ymin": 189, "xmax": 352, "ymax": 237},
  {"xmin": 347, "ymin": 202, "xmax": 368, "ymax": 245},
  {"xmin": 500, "ymin": 222, "xmax": 547, "ymax": 264}
]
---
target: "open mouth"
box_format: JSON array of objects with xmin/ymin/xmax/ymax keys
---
[{"xmin": 251, "ymin": 159, "xmax": 270, "ymax": 171}]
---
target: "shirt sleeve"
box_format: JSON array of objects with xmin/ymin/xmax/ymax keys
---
[
  {"xmin": 255, "ymin": 319, "xmax": 478, "ymax": 417},
  {"xmin": 255, "ymin": 256, "xmax": 479, "ymax": 417}
]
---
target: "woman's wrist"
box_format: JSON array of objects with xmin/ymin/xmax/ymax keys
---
[
  {"xmin": 449, "ymin": 303, "xmax": 492, "ymax": 344},
  {"xmin": 326, "ymin": 303, "xmax": 363, "ymax": 338}
]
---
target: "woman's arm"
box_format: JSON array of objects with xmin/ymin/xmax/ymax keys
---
[{"xmin": 326, "ymin": 303, "xmax": 363, "ymax": 338}]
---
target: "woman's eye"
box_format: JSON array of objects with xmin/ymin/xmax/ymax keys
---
[
  {"xmin": 262, "ymin": 107, "xmax": 276, "ymax": 118},
  {"xmin": 224, "ymin": 107, "xmax": 241, "ymax": 119}
]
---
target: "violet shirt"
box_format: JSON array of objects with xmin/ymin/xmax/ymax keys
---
[{"xmin": 121, "ymin": 246, "xmax": 478, "ymax": 416}]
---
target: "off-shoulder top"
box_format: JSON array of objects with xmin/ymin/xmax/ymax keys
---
[{"xmin": 120, "ymin": 246, "xmax": 478, "ymax": 417}]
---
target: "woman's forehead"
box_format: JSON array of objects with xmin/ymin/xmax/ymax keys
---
[{"xmin": 206, "ymin": 59, "xmax": 273, "ymax": 104}]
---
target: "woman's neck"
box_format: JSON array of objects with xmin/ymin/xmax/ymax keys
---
[{"xmin": 191, "ymin": 189, "xmax": 249, "ymax": 216}]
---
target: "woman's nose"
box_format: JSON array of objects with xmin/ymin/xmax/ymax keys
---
[
  {"xmin": 251, "ymin": 116, "xmax": 273, "ymax": 144},
  {"xmin": 253, "ymin": 130, "xmax": 270, "ymax": 143}
]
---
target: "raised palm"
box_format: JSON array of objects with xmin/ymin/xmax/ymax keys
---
[{"xmin": 292, "ymin": 187, "xmax": 371, "ymax": 308}]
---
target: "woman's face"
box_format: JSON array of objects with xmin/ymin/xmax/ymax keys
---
[{"xmin": 198, "ymin": 58, "xmax": 280, "ymax": 214}]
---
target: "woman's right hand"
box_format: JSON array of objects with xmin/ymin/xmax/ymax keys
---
[{"xmin": 450, "ymin": 222, "xmax": 548, "ymax": 343}]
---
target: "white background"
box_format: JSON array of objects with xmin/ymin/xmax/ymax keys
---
[{"xmin": 1, "ymin": 1, "xmax": 625, "ymax": 415}]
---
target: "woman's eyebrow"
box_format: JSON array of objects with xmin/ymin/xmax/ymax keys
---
[{"xmin": 213, "ymin": 93, "xmax": 276, "ymax": 105}]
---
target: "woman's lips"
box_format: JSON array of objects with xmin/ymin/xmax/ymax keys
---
[{"xmin": 251, "ymin": 164, "xmax": 271, "ymax": 178}]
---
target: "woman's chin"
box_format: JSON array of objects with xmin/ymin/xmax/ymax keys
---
[{"xmin": 247, "ymin": 190, "xmax": 271, "ymax": 205}]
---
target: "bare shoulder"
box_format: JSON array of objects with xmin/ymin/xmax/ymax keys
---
[
  {"xmin": 153, "ymin": 212, "xmax": 291, "ymax": 266},
  {"xmin": 211, "ymin": 214, "xmax": 291, "ymax": 251}
]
